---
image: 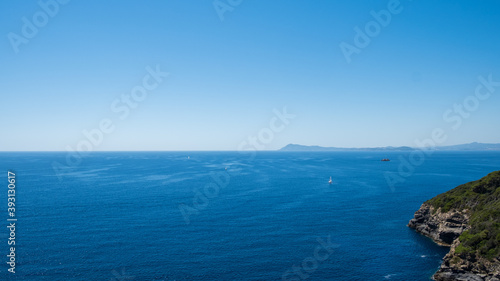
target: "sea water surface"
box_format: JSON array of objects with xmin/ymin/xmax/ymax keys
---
[{"xmin": 1, "ymin": 151, "xmax": 499, "ymax": 281}]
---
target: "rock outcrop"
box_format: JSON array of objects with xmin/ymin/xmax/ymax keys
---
[
  {"xmin": 409, "ymin": 204, "xmax": 500, "ymax": 281},
  {"xmin": 408, "ymin": 171, "xmax": 500, "ymax": 281},
  {"xmin": 408, "ymin": 203, "xmax": 469, "ymax": 246},
  {"xmin": 434, "ymin": 238, "xmax": 500, "ymax": 281}
]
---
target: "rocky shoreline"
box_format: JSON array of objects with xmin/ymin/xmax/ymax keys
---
[{"xmin": 408, "ymin": 203, "xmax": 500, "ymax": 281}]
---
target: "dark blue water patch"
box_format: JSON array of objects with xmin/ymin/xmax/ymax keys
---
[{"xmin": 0, "ymin": 151, "xmax": 499, "ymax": 280}]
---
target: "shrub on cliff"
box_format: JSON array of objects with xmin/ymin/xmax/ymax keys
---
[{"xmin": 427, "ymin": 171, "xmax": 500, "ymax": 260}]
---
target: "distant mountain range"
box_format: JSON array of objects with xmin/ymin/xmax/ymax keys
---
[{"xmin": 279, "ymin": 142, "xmax": 500, "ymax": 151}]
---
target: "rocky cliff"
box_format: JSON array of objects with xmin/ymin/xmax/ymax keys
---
[
  {"xmin": 408, "ymin": 171, "xmax": 500, "ymax": 281},
  {"xmin": 408, "ymin": 203, "xmax": 469, "ymax": 246}
]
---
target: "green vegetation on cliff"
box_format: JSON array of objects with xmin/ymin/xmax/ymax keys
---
[{"xmin": 427, "ymin": 171, "xmax": 500, "ymax": 260}]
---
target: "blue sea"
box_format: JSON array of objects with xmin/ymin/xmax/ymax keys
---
[{"xmin": 1, "ymin": 151, "xmax": 499, "ymax": 281}]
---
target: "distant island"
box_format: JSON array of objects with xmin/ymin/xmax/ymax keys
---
[
  {"xmin": 278, "ymin": 142, "xmax": 500, "ymax": 152},
  {"xmin": 408, "ymin": 171, "xmax": 500, "ymax": 280}
]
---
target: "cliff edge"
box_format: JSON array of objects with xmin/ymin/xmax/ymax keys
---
[{"xmin": 408, "ymin": 171, "xmax": 500, "ymax": 281}]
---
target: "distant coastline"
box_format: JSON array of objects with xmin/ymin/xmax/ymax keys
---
[{"xmin": 278, "ymin": 142, "xmax": 500, "ymax": 152}]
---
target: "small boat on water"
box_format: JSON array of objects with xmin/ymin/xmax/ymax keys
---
[
  {"xmin": 328, "ymin": 176, "xmax": 333, "ymax": 184},
  {"xmin": 381, "ymin": 158, "xmax": 390, "ymax": 162}
]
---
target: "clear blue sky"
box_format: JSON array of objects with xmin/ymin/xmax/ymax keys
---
[{"xmin": 1, "ymin": 0, "xmax": 500, "ymax": 151}]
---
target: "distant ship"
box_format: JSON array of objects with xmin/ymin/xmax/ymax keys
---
[
  {"xmin": 381, "ymin": 158, "xmax": 390, "ymax": 162},
  {"xmin": 328, "ymin": 177, "xmax": 333, "ymax": 184}
]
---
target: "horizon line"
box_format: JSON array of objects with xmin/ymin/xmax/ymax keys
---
[{"xmin": 1, "ymin": 141, "xmax": 499, "ymax": 153}]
